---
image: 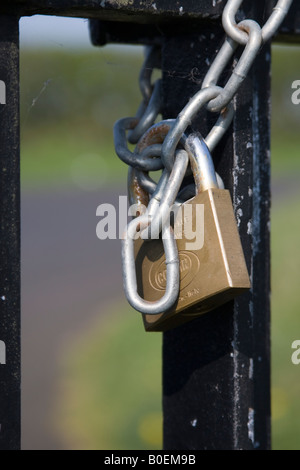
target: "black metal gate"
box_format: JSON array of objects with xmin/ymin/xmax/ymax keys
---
[{"xmin": 0, "ymin": 0, "xmax": 299, "ymax": 450}]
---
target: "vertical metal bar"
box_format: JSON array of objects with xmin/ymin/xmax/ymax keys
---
[
  {"xmin": 0, "ymin": 15, "xmax": 20, "ymax": 450},
  {"xmin": 162, "ymin": 14, "xmax": 271, "ymax": 450}
]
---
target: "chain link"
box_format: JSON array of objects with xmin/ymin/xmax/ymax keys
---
[
  {"xmin": 114, "ymin": 0, "xmax": 293, "ymax": 315},
  {"xmin": 222, "ymin": 0, "xmax": 294, "ymax": 44}
]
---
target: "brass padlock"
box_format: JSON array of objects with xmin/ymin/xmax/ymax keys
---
[{"xmin": 134, "ymin": 134, "xmax": 251, "ymax": 331}]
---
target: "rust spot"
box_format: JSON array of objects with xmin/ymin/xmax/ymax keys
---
[
  {"xmin": 137, "ymin": 122, "xmax": 172, "ymax": 152},
  {"xmin": 130, "ymin": 121, "xmax": 173, "ymax": 211},
  {"xmin": 237, "ymin": 23, "xmax": 250, "ymax": 34},
  {"xmin": 128, "ymin": 170, "xmax": 149, "ymax": 211},
  {"xmin": 221, "ymin": 106, "xmax": 229, "ymax": 117}
]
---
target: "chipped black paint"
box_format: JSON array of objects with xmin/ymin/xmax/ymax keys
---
[
  {"xmin": 162, "ymin": 2, "xmax": 271, "ymax": 451},
  {"xmin": 0, "ymin": 1, "xmax": 299, "ymax": 43},
  {"xmin": 0, "ymin": 16, "xmax": 20, "ymax": 451}
]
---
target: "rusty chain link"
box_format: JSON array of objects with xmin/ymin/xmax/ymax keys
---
[{"xmin": 113, "ymin": 0, "xmax": 293, "ymax": 315}]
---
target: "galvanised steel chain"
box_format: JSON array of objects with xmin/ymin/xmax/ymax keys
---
[
  {"xmin": 114, "ymin": 0, "xmax": 293, "ymax": 315},
  {"xmin": 161, "ymin": 0, "xmax": 294, "ymax": 171}
]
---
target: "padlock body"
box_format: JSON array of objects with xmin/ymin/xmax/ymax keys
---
[{"xmin": 134, "ymin": 188, "xmax": 250, "ymax": 331}]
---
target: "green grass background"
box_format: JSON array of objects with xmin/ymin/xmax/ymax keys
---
[
  {"xmin": 21, "ymin": 48, "xmax": 142, "ymax": 188},
  {"xmin": 21, "ymin": 45, "xmax": 300, "ymax": 450}
]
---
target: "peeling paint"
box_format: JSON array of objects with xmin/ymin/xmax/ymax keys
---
[
  {"xmin": 236, "ymin": 195, "xmax": 244, "ymax": 206},
  {"xmin": 212, "ymin": 0, "xmax": 223, "ymax": 6},
  {"xmin": 252, "ymin": 91, "xmax": 263, "ymax": 257},
  {"xmin": 248, "ymin": 408, "xmax": 255, "ymax": 445},
  {"xmin": 233, "ymin": 156, "xmax": 245, "ymax": 208},
  {"xmin": 179, "ymin": 6, "xmax": 183, "ymax": 15},
  {"xmin": 191, "ymin": 419, "xmax": 197, "ymax": 427},
  {"xmin": 247, "ymin": 220, "xmax": 252, "ymax": 235},
  {"xmin": 236, "ymin": 208, "xmax": 243, "ymax": 227},
  {"xmin": 249, "ymin": 358, "xmax": 254, "ymax": 379},
  {"xmin": 1, "ymin": 296, "xmax": 5, "ymax": 301},
  {"xmin": 248, "ymin": 300, "xmax": 254, "ymax": 328},
  {"xmin": 232, "ymin": 333, "xmax": 239, "ymax": 448},
  {"xmin": 107, "ymin": 0, "xmax": 134, "ymax": 7}
]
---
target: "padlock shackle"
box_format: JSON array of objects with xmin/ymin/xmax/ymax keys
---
[
  {"xmin": 184, "ymin": 134, "xmax": 219, "ymax": 193},
  {"xmin": 122, "ymin": 217, "xmax": 180, "ymax": 315}
]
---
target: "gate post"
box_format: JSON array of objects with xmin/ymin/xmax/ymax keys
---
[
  {"xmin": 0, "ymin": 15, "xmax": 20, "ymax": 451},
  {"xmin": 162, "ymin": 10, "xmax": 271, "ymax": 450}
]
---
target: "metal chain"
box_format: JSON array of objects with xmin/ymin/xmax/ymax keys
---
[
  {"xmin": 114, "ymin": 0, "xmax": 293, "ymax": 315},
  {"xmin": 222, "ymin": 0, "xmax": 294, "ymax": 44},
  {"xmin": 162, "ymin": 0, "xmax": 294, "ymax": 170}
]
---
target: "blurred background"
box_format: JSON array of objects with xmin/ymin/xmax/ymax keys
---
[{"xmin": 20, "ymin": 15, "xmax": 300, "ymax": 450}]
